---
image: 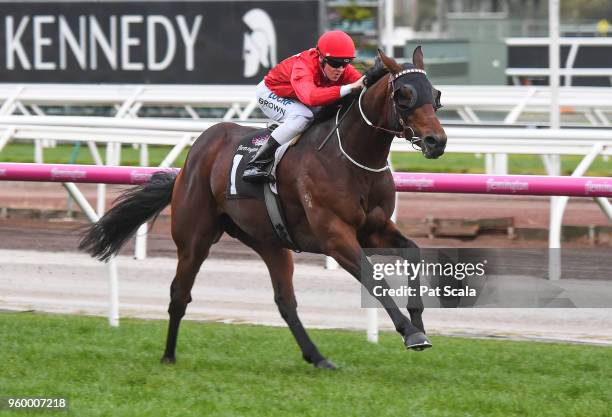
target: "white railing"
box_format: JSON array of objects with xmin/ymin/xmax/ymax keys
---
[
  {"xmin": 1, "ymin": 116, "xmax": 611, "ymax": 172},
  {"xmin": 1, "ymin": 115, "xmax": 611, "ymax": 156},
  {"xmin": 505, "ymin": 37, "xmax": 612, "ymax": 87},
  {"xmin": 0, "ymin": 83, "xmax": 611, "ymax": 127},
  {"xmin": 1, "ymin": 83, "xmax": 610, "ymax": 176},
  {"xmin": 3, "ymin": 82, "xmax": 610, "ymax": 177}
]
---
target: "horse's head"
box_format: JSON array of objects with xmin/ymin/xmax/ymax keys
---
[{"xmin": 371, "ymin": 47, "xmax": 447, "ymax": 159}]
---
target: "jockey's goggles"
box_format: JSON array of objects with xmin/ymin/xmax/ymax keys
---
[{"xmin": 324, "ymin": 57, "xmax": 353, "ymax": 68}]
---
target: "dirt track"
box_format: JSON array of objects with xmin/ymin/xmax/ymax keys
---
[{"xmin": 2, "ymin": 248, "xmax": 612, "ymax": 346}]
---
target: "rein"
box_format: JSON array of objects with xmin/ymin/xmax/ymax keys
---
[
  {"xmin": 316, "ymin": 98, "xmax": 389, "ymax": 172},
  {"xmin": 335, "ymin": 105, "xmax": 390, "ymax": 173},
  {"xmin": 317, "ymin": 99, "xmax": 355, "ymax": 151}
]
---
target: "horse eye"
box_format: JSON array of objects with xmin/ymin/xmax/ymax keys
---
[{"xmin": 397, "ymin": 95, "xmax": 412, "ymax": 109}]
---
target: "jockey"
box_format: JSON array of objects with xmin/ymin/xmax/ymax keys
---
[{"xmin": 243, "ymin": 30, "xmax": 365, "ymax": 182}]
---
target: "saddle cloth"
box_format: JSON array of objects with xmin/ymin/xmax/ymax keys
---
[{"xmin": 226, "ymin": 128, "xmax": 296, "ymax": 200}]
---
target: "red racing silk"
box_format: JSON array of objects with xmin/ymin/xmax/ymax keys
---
[{"xmin": 264, "ymin": 48, "xmax": 362, "ymax": 107}]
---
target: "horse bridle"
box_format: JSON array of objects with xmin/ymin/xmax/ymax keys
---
[
  {"xmin": 358, "ymin": 68, "xmax": 442, "ymax": 152},
  {"xmin": 321, "ymin": 68, "xmax": 443, "ymax": 173}
]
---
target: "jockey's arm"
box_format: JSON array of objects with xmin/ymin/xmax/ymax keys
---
[
  {"xmin": 291, "ymin": 63, "xmax": 340, "ymax": 107},
  {"xmin": 290, "ymin": 61, "xmax": 362, "ymax": 107}
]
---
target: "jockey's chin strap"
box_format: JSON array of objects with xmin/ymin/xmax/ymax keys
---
[{"xmin": 358, "ymin": 69, "xmax": 427, "ymax": 152}]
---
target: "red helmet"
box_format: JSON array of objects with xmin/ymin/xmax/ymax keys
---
[{"xmin": 317, "ymin": 30, "xmax": 356, "ymax": 59}]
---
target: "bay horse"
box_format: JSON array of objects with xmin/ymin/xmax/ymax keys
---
[{"xmin": 80, "ymin": 48, "xmax": 447, "ymax": 369}]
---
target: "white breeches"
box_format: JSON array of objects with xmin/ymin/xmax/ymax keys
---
[{"xmin": 256, "ymin": 81, "xmax": 315, "ymax": 145}]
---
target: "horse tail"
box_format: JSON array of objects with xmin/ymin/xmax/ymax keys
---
[{"xmin": 79, "ymin": 171, "xmax": 177, "ymax": 262}]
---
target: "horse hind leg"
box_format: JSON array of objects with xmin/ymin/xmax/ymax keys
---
[
  {"xmin": 161, "ymin": 231, "xmax": 220, "ymax": 363},
  {"xmin": 248, "ymin": 241, "xmax": 336, "ymax": 369},
  {"xmin": 161, "ymin": 200, "xmax": 222, "ymax": 364}
]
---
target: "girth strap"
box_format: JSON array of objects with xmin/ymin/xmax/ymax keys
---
[{"xmin": 263, "ymin": 182, "xmax": 301, "ymax": 252}]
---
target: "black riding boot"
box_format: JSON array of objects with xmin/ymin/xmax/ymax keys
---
[{"xmin": 242, "ymin": 138, "xmax": 281, "ymax": 183}]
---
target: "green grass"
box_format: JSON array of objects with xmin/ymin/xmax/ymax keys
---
[
  {"xmin": 391, "ymin": 152, "xmax": 611, "ymax": 176},
  {"xmin": 1, "ymin": 312, "xmax": 611, "ymax": 417},
  {"xmin": 1, "ymin": 143, "xmax": 610, "ymax": 176},
  {"xmin": 0, "ymin": 143, "xmax": 189, "ymax": 168}
]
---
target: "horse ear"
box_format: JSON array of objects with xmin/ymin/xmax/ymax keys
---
[
  {"xmin": 377, "ymin": 48, "xmax": 402, "ymax": 74},
  {"xmin": 413, "ymin": 46, "xmax": 425, "ymax": 70}
]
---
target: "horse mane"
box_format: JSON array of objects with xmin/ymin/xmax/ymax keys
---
[
  {"xmin": 364, "ymin": 56, "xmax": 389, "ymax": 86},
  {"xmin": 311, "ymin": 56, "xmax": 390, "ymax": 125}
]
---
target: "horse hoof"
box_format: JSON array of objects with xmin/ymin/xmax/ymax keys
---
[
  {"xmin": 314, "ymin": 359, "xmax": 338, "ymax": 370},
  {"xmin": 404, "ymin": 332, "xmax": 432, "ymax": 351},
  {"xmin": 161, "ymin": 356, "xmax": 176, "ymax": 364}
]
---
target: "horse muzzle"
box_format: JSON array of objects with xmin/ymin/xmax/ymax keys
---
[{"xmin": 421, "ymin": 133, "xmax": 447, "ymax": 159}]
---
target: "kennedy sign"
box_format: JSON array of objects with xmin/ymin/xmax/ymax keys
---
[{"xmin": 0, "ymin": 1, "xmax": 319, "ymax": 83}]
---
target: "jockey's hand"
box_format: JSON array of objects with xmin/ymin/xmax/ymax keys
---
[
  {"xmin": 349, "ymin": 76, "xmax": 366, "ymax": 92},
  {"xmin": 340, "ymin": 76, "xmax": 366, "ymax": 97}
]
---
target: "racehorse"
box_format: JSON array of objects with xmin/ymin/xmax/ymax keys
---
[{"xmin": 80, "ymin": 47, "xmax": 447, "ymax": 369}]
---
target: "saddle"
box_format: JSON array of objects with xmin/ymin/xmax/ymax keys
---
[{"xmin": 227, "ymin": 125, "xmax": 300, "ymax": 251}]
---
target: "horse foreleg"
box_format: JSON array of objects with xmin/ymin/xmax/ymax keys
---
[
  {"xmin": 248, "ymin": 242, "xmax": 336, "ymax": 369},
  {"xmin": 361, "ymin": 220, "xmax": 426, "ymax": 334},
  {"xmin": 316, "ymin": 218, "xmax": 431, "ymax": 350}
]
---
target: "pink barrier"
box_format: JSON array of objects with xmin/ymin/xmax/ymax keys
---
[
  {"xmin": 393, "ymin": 172, "xmax": 612, "ymax": 198},
  {"xmin": 0, "ymin": 163, "xmax": 610, "ymax": 197},
  {"xmin": 0, "ymin": 163, "xmax": 178, "ymax": 185}
]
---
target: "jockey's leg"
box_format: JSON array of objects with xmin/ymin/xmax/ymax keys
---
[
  {"xmin": 241, "ymin": 136, "xmax": 282, "ymax": 182},
  {"xmin": 243, "ymin": 81, "xmax": 314, "ymax": 182}
]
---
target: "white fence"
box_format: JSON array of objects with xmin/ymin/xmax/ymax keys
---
[
  {"xmin": 1, "ymin": 114, "xmax": 610, "ymax": 181},
  {"xmin": 1, "ymin": 83, "xmax": 611, "ymax": 126},
  {"xmin": 1, "ymin": 82, "xmax": 610, "ymax": 175},
  {"xmin": 506, "ymin": 37, "xmax": 612, "ymax": 88},
  {"xmin": 2, "ymin": 115, "xmax": 612, "ymax": 155}
]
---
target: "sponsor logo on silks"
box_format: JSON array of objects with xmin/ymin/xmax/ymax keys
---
[
  {"xmin": 250, "ymin": 136, "xmax": 269, "ymax": 147},
  {"xmin": 585, "ymin": 180, "xmax": 612, "ymax": 196},
  {"xmin": 237, "ymin": 144, "xmax": 258, "ymax": 153},
  {"xmin": 50, "ymin": 168, "xmax": 87, "ymax": 181},
  {"xmin": 267, "ymin": 92, "xmax": 293, "ymax": 106},
  {"xmin": 486, "ymin": 178, "xmax": 529, "ymax": 193},
  {"xmin": 399, "ymin": 177, "xmax": 434, "ymax": 190},
  {"xmin": 130, "ymin": 172, "xmax": 153, "ymax": 183},
  {"xmin": 258, "ymin": 97, "xmax": 286, "ymax": 116},
  {"xmin": 242, "ymin": 9, "xmax": 277, "ymax": 78}
]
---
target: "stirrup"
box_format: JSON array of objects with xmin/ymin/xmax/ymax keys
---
[{"xmin": 243, "ymin": 164, "xmax": 275, "ymax": 183}]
